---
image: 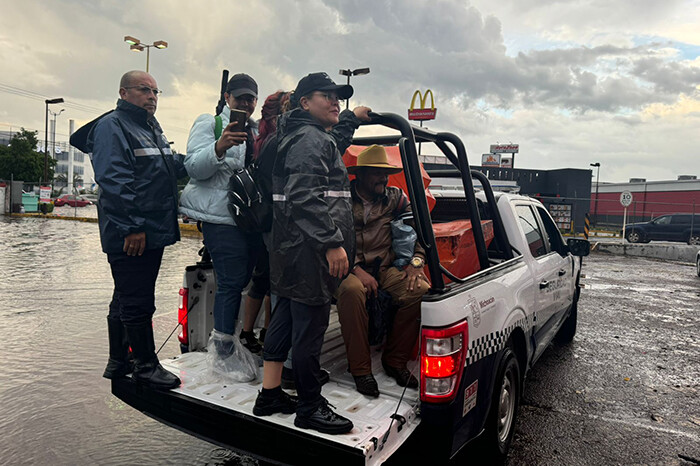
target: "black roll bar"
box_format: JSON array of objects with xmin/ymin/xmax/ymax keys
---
[
  {"xmin": 433, "ymin": 133, "xmax": 489, "ymax": 271},
  {"xmin": 361, "ymin": 113, "xmax": 445, "ymax": 291},
  {"xmin": 470, "ymin": 170, "xmax": 514, "ymax": 260},
  {"xmin": 355, "ymin": 112, "xmax": 506, "ymax": 290},
  {"xmin": 430, "ymin": 143, "xmax": 514, "ymax": 262}
]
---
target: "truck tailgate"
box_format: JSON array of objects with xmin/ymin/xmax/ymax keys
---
[{"xmin": 113, "ymin": 313, "xmax": 420, "ymax": 466}]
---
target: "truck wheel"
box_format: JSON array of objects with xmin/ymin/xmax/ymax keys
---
[
  {"xmin": 480, "ymin": 346, "xmax": 520, "ymax": 462},
  {"xmin": 554, "ymin": 290, "xmax": 578, "ymax": 344},
  {"xmin": 696, "ymin": 256, "xmax": 700, "ymax": 277},
  {"xmin": 626, "ymin": 230, "xmax": 642, "ymax": 243},
  {"xmin": 688, "ymin": 234, "xmax": 700, "ymax": 246}
]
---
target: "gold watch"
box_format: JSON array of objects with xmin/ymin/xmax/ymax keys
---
[{"xmin": 410, "ymin": 256, "xmax": 424, "ymax": 268}]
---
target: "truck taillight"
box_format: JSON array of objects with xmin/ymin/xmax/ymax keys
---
[
  {"xmin": 420, "ymin": 320, "xmax": 468, "ymax": 403},
  {"xmin": 177, "ymin": 288, "xmax": 189, "ymax": 346}
]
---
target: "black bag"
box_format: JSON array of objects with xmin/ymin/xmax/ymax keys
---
[
  {"xmin": 367, "ymin": 289, "xmax": 395, "ymax": 345},
  {"xmin": 366, "ymin": 258, "xmax": 396, "ymax": 345},
  {"xmin": 227, "ymin": 165, "xmax": 272, "ymax": 233}
]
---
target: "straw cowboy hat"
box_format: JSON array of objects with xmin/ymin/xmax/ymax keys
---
[{"xmin": 346, "ymin": 145, "xmax": 403, "ymax": 175}]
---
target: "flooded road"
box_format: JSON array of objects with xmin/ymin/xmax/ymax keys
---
[
  {"xmin": 0, "ymin": 216, "xmax": 239, "ymax": 465},
  {"xmin": 2, "ymin": 215, "xmax": 698, "ymax": 465}
]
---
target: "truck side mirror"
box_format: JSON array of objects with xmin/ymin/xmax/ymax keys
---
[{"xmin": 567, "ymin": 238, "xmax": 590, "ymax": 257}]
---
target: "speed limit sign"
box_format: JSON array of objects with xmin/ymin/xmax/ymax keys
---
[{"xmin": 620, "ymin": 190, "xmax": 633, "ymax": 207}]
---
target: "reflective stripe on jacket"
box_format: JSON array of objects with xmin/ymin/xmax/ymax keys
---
[
  {"xmin": 269, "ymin": 108, "xmax": 355, "ymax": 305},
  {"xmin": 71, "ymin": 99, "xmax": 180, "ymax": 254}
]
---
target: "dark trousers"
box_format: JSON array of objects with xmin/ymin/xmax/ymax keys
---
[
  {"xmin": 107, "ymin": 248, "xmax": 164, "ymax": 326},
  {"xmin": 247, "ymin": 246, "xmax": 270, "ymax": 300},
  {"xmin": 336, "ymin": 267, "xmax": 426, "ymax": 375},
  {"xmin": 263, "ymin": 297, "xmax": 330, "ymax": 417}
]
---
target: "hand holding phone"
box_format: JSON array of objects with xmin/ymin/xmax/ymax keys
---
[
  {"xmin": 229, "ymin": 108, "xmax": 247, "ymax": 131},
  {"xmin": 215, "ymin": 109, "xmax": 248, "ymax": 157}
]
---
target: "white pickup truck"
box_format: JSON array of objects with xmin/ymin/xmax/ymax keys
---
[{"xmin": 112, "ymin": 113, "xmax": 590, "ymax": 465}]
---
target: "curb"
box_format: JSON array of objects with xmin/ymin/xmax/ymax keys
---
[
  {"xmin": 6, "ymin": 212, "xmax": 203, "ymax": 237},
  {"xmin": 593, "ymin": 241, "xmax": 699, "ymax": 263}
]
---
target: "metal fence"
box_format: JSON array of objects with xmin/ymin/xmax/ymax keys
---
[{"xmin": 511, "ymin": 194, "xmax": 699, "ymax": 234}]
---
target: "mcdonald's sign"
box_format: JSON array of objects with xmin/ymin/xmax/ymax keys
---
[{"xmin": 408, "ymin": 89, "xmax": 437, "ymax": 121}]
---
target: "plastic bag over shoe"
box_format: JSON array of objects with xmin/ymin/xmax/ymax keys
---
[{"xmin": 206, "ymin": 330, "xmax": 259, "ymax": 382}]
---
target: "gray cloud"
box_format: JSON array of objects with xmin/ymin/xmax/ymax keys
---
[{"xmin": 0, "ymin": 0, "xmax": 698, "ymax": 181}]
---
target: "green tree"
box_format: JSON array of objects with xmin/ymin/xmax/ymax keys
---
[{"xmin": 0, "ymin": 128, "xmax": 55, "ymax": 182}]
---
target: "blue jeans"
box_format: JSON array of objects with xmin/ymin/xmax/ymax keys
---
[{"xmin": 202, "ymin": 222, "xmax": 260, "ymax": 335}]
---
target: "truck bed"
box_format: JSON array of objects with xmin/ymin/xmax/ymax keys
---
[{"xmin": 114, "ymin": 310, "xmax": 421, "ymax": 466}]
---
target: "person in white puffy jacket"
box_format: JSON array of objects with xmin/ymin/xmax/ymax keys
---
[{"xmin": 179, "ymin": 73, "xmax": 263, "ymax": 369}]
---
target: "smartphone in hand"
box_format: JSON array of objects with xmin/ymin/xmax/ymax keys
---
[{"xmin": 229, "ymin": 108, "xmax": 247, "ymax": 131}]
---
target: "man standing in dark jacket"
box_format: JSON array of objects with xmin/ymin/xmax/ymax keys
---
[
  {"xmin": 70, "ymin": 70, "xmax": 181, "ymax": 390},
  {"xmin": 253, "ymin": 73, "xmax": 356, "ymax": 434}
]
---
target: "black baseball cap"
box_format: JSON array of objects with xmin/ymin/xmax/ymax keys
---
[
  {"xmin": 226, "ymin": 73, "xmax": 258, "ymax": 98},
  {"xmin": 294, "ymin": 72, "xmax": 353, "ymax": 100}
]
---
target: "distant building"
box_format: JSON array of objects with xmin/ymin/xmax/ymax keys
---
[
  {"xmin": 0, "ymin": 130, "xmax": 95, "ymax": 191},
  {"xmin": 423, "ymin": 154, "xmax": 592, "ymax": 233},
  {"xmin": 591, "ymin": 177, "xmax": 700, "ymax": 225}
]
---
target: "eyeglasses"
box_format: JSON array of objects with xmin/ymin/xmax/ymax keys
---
[
  {"xmin": 123, "ymin": 86, "xmax": 162, "ymax": 96},
  {"xmin": 313, "ymin": 92, "xmax": 340, "ymax": 103}
]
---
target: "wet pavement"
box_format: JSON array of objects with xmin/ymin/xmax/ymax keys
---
[
  {"xmin": 1, "ymin": 216, "xmax": 698, "ymax": 465},
  {"xmin": 504, "ymin": 252, "xmax": 700, "ymax": 465}
]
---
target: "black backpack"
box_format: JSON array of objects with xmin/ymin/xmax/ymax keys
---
[
  {"xmin": 226, "ymin": 129, "xmax": 277, "ymax": 233},
  {"xmin": 227, "ymin": 164, "xmax": 272, "ymax": 233}
]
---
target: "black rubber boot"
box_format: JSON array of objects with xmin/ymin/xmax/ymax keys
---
[
  {"xmin": 103, "ymin": 317, "xmax": 133, "ymax": 379},
  {"xmin": 125, "ymin": 322, "xmax": 181, "ymax": 390}
]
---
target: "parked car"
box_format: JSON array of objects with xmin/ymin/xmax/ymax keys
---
[
  {"xmin": 623, "ymin": 213, "xmax": 700, "ymax": 245},
  {"xmin": 53, "ymin": 195, "xmax": 92, "ymax": 207},
  {"xmin": 112, "ymin": 112, "xmax": 590, "ymax": 465},
  {"xmin": 81, "ymin": 194, "xmax": 99, "ymax": 205}
]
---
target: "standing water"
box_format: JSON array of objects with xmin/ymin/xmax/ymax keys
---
[{"xmin": 0, "ymin": 216, "xmax": 255, "ymax": 465}]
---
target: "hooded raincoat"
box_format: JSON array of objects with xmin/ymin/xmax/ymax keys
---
[
  {"xmin": 70, "ymin": 99, "xmax": 181, "ymax": 254},
  {"xmin": 269, "ymin": 108, "xmax": 355, "ymax": 305}
]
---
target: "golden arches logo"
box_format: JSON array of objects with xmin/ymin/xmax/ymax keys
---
[{"xmin": 408, "ymin": 89, "xmax": 437, "ymax": 121}]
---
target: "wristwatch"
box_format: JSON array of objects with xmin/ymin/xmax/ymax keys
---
[{"xmin": 410, "ymin": 256, "xmax": 424, "ymax": 268}]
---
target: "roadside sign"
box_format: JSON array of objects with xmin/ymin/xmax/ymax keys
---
[
  {"xmin": 620, "ymin": 191, "xmax": 633, "ymax": 244},
  {"xmin": 408, "ymin": 90, "xmax": 437, "ymax": 121},
  {"xmin": 620, "ymin": 191, "xmax": 633, "ymax": 207},
  {"xmin": 40, "ymin": 186, "xmax": 51, "ymax": 203},
  {"xmin": 482, "ymin": 153, "xmax": 501, "ymax": 167},
  {"xmin": 490, "ymin": 144, "xmax": 519, "ymax": 153}
]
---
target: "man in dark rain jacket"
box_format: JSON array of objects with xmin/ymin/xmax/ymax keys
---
[
  {"xmin": 70, "ymin": 70, "xmax": 183, "ymax": 390},
  {"xmin": 255, "ymin": 72, "xmax": 357, "ymax": 435}
]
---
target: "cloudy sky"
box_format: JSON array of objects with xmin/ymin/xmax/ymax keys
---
[{"xmin": 1, "ymin": 0, "xmax": 699, "ymax": 183}]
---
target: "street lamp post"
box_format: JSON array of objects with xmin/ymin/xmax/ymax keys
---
[
  {"xmin": 338, "ymin": 67, "xmax": 370, "ymax": 109},
  {"xmin": 590, "ymin": 162, "xmax": 601, "ymax": 226},
  {"xmin": 49, "ymin": 108, "xmax": 65, "ymax": 179},
  {"xmin": 44, "ymin": 98, "xmax": 64, "ymax": 184},
  {"xmin": 124, "ymin": 36, "xmax": 168, "ymax": 73}
]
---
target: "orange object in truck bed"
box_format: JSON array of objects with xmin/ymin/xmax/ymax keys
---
[{"xmin": 431, "ymin": 220, "xmax": 494, "ymax": 282}]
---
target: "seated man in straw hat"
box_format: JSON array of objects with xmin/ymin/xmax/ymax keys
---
[{"xmin": 336, "ymin": 145, "xmax": 430, "ymax": 398}]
